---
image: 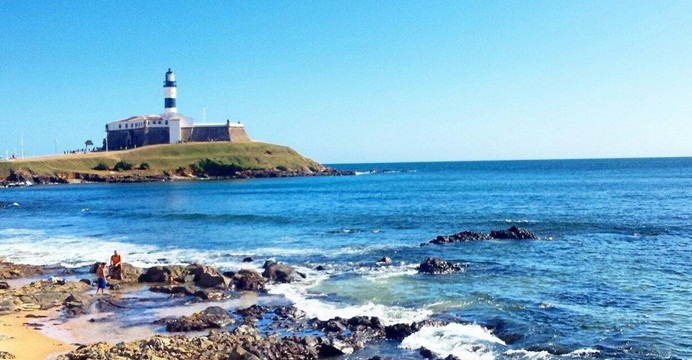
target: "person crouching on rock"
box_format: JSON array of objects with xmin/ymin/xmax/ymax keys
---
[{"xmin": 96, "ymin": 262, "xmax": 108, "ymax": 294}]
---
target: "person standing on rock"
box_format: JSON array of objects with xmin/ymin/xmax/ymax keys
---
[
  {"xmin": 96, "ymin": 262, "xmax": 108, "ymax": 294},
  {"xmin": 110, "ymin": 250, "xmax": 122, "ymax": 280}
]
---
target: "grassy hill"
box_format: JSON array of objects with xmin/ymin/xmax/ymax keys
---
[{"xmin": 0, "ymin": 142, "xmax": 324, "ymax": 180}]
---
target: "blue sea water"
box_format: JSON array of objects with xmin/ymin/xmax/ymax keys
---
[{"xmin": 1, "ymin": 157, "xmax": 690, "ymax": 359}]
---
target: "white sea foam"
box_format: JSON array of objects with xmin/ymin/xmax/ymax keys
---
[
  {"xmin": 505, "ymin": 219, "xmax": 529, "ymax": 223},
  {"xmin": 400, "ymin": 323, "xmax": 505, "ymax": 360},
  {"xmin": 563, "ymin": 348, "xmax": 599, "ymax": 357},
  {"xmin": 503, "ymin": 349, "xmax": 552, "ymax": 359},
  {"xmin": 268, "ymin": 280, "xmax": 431, "ymax": 326},
  {"xmin": 353, "ymin": 263, "xmax": 419, "ymax": 281}
]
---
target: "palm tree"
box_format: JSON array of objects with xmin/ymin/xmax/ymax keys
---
[{"xmin": 85, "ymin": 140, "xmax": 93, "ymax": 151}]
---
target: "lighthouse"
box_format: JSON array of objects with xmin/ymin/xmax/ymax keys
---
[{"xmin": 163, "ymin": 68, "xmax": 177, "ymax": 114}]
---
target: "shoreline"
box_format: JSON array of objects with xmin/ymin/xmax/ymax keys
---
[{"xmin": 0, "ymin": 310, "xmax": 75, "ymax": 360}]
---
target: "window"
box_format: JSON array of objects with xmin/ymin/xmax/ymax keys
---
[
  {"xmin": 119, "ymin": 124, "xmax": 121, "ymax": 129},
  {"xmin": 165, "ymin": 120, "xmax": 168, "ymax": 125}
]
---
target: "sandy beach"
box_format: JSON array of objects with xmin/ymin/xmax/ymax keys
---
[{"xmin": 0, "ymin": 310, "xmax": 75, "ymax": 360}]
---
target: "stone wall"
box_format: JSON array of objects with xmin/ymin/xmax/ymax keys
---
[
  {"xmin": 107, "ymin": 129, "xmax": 147, "ymax": 150},
  {"xmin": 145, "ymin": 127, "xmax": 170, "ymax": 146},
  {"xmin": 229, "ymin": 127, "xmax": 250, "ymax": 142},
  {"xmin": 189, "ymin": 126, "xmax": 231, "ymax": 142}
]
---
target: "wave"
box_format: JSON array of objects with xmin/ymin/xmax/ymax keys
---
[
  {"xmin": 400, "ymin": 323, "xmax": 505, "ymax": 360},
  {"xmin": 267, "ymin": 280, "xmax": 431, "ymax": 326}
]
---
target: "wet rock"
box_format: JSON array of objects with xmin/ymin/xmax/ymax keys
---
[
  {"xmin": 236, "ymin": 304, "xmax": 267, "ymax": 321},
  {"xmin": 164, "ymin": 306, "xmax": 233, "ymax": 332},
  {"xmin": 418, "ymin": 257, "xmax": 464, "ymax": 274},
  {"xmin": 0, "ymin": 282, "xmax": 9, "ymax": 290},
  {"xmin": 319, "ymin": 339, "xmax": 354, "ymax": 357},
  {"xmin": 420, "ymin": 347, "xmax": 435, "ymax": 358},
  {"xmin": 489, "ymin": 225, "xmax": 539, "ymax": 239},
  {"xmin": 315, "ymin": 265, "xmax": 327, "ymax": 271},
  {"xmin": 377, "ymin": 256, "xmax": 392, "ymax": 264},
  {"xmin": 78, "ymin": 279, "xmax": 91, "ymax": 286},
  {"xmin": 232, "ymin": 269, "xmax": 266, "ymax": 291},
  {"xmin": 187, "ymin": 264, "xmax": 231, "ymax": 289},
  {"xmin": 262, "ymin": 261, "xmax": 305, "ymax": 283},
  {"xmin": 149, "ymin": 285, "xmax": 196, "ymax": 296},
  {"xmin": 138, "ymin": 265, "xmax": 187, "ymax": 283},
  {"xmin": 273, "ymin": 306, "xmax": 306, "ymax": 320},
  {"xmin": 384, "ymin": 322, "xmax": 422, "ymax": 340},
  {"xmin": 427, "ymin": 226, "xmax": 539, "ymax": 245},
  {"xmin": 0, "ymin": 260, "xmax": 44, "ymax": 279},
  {"xmin": 242, "ymin": 257, "xmax": 254, "ymax": 262}
]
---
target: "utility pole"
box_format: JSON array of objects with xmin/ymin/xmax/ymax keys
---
[
  {"xmin": 20, "ymin": 133, "xmax": 24, "ymax": 159},
  {"xmin": 54, "ymin": 139, "xmax": 59, "ymax": 155}
]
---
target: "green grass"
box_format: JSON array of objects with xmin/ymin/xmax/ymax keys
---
[{"xmin": 0, "ymin": 142, "xmax": 323, "ymax": 178}]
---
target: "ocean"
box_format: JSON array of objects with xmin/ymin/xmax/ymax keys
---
[{"xmin": 1, "ymin": 157, "xmax": 690, "ymax": 359}]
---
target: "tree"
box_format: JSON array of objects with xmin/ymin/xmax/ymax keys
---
[{"xmin": 85, "ymin": 140, "xmax": 93, "ymax": 151}]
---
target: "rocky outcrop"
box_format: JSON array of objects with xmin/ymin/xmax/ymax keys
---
[
  {"xmin": 138, "ymin": 265, "xmax": 187, "ymax": 283},
  {"xmin": 418, "ymin": 258, "xmax": 465, "ymax": 274},
  {"xmin": 187, "ymin": 264, "xmax": 231, "ymax": 288},
  {"xmin": 262, "ymin": 261, "xmax": 305, "ymax": 283},
  {"xmin": 490, "ymin": 225, "xmax": 539, "ymax": 239},
  {"xmin": 0, "ymin": 259, "xmax": 44, "ymax": 279},
  {"xmin": 425, "ymin": 226, "xmax": 539, "ymax": 245},
  {"xmin": 230, "ymin": 269, "xmax": 266, "ymax": 291},
  {"xmin": 0, "ymin": 280, "xmax": 92, "ymax": 315},
  {"xmin": 162, "ymin": 306, "xmax": 234, "ymax": 332}
]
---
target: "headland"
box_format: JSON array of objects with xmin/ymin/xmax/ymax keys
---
[{"xmin": 0, "ymin": 142, "xmax": 352, "ymax": 187}]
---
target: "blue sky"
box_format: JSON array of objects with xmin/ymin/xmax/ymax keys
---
[{"xmin": 1, "ymin": 1, "xmax": 690, "ymax": 163}]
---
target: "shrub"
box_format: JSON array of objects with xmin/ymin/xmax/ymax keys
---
[
  {"xmin": 113, "ymin": 161, "xmax": 133, "ymax": 171},
  {"xmin": 276, "ymin": 165, "xmax": 288, "ymax": 171},
  {"xmin": 93, "ymin": 162, "xmax": 109, "ymax": 171},
  {"xmin": 197, "ymin": 158, "xmax": 243, "ymax": 176},
  {"xmin": 138, "ymin": 162, "xmax": 150, "ymax": 170}
]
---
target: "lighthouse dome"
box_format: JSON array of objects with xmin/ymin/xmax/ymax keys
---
[{"xmin": 165, "ymin": 68, "xmax": 175, "ymax": 82}]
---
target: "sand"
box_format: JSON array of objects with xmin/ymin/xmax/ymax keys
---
[{"xmin": 0, "ymin": 310, "xmax": 75, "ymax": 360}]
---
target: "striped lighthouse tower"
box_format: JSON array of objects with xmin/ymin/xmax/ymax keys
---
[{"xmin": 163, "ymin": 68, "xmax": 177, "ymax": 114}]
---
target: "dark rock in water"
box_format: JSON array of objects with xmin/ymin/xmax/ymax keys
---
[
  {"xmin": 427, "ymin": 226, "xmax": 539, "ymax": 245},
  {"xmin": 0, "ymin": 281, "xmax": 9, "ymax": 290},
  {"xmin": 489, "ymin": 225, "xmax": 539, "ymax": 239},
  {"xmin": 262, "ymin": 261, "xmax": 305, "ymax": 283},
  {"xmin": 108, "ymin": 283, "xmax": 121, "ymax": 290},
  {"xmin": 418, "ymin": 257, "xmax": 464, "ymax": 274},
  {"xmin": 420, "ymin": 347, "xmax": 435, "ymax": 358},
  {"xmin": 164, "ymin": 306, "xmax": 233, "ymax": 332},
  {"xmin": 384, "ymin": 322, "xmax": 421, "ymax": 340},
  {"xmin": 368, "ymin": 357, "xmax": 391, "ymax": 360},
  {"xmin": 78, "ymin": 279, "xmax": 91, "ymax": 286},
  {"xmin": 242, "ymin": 257, "xmax": 254, "ymax": 262},
  {"xmin": 236, "ymin": 304, "xmax": 267, "ymax": 321},
  {"xmin": 319, "ymin": 339, "xmax": 354, "ymax": 357},
  {"xmin": 232, "ymin": 269, "xmax": 266, "ymax": 291},
  {"xmin": 273, "ymin": 305, "xmax": 306, "ymax": 320},
  {"xmin": 315, "ymin": 265, "xmax": 327, "ymax": 271},
  {"xmin": 377, "ymin": 256, "xmax": 392, "ymax": 264},
  {"xmin": 149, "ymin": 285, "xmax": 196, "ymax": 296}
]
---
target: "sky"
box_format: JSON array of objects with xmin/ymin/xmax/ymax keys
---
[{"xmin": 1, "ymin": 1, "xmax": 691, "ymax": 164}]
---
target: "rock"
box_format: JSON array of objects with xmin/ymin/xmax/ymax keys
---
[
  {"xmin": 384, "ymin": 323, "xmax": 421, "ymax": 340},
  {"xmin": 273, "ymin": 306, "xmax": 306, "ymax": 320},
  {"xmin": 164, "ymin": 306, "xmax": 233, "ymax": 332},
  {"xmin": 232, "ymin": 269, "xmax": 266, "ymax": 291},
  {"xmin": 0, "ymin": 351, "xmax": 16, "ymax": 359},
  {"xmin": 113, "ymin": 263, "xmax": 143, "ymax": 283},
  {"xmin": 0, "ymin": 282, "xmax": 9, "ymax": 290},
  {"xmin": 0, "ymin": 260, "xmax": 44, "ymax": 279},
  {"xmin": 187, "ymin": 264, "xmax": 230, "ymax": 288},
  {"xmin": 242, "ymin": 257, "xmax": 253, "ymax": 263},
  {"xmin": 315, "ymin": 265, "xmax": 327, "ymax": 271},
  {"xmin": 427, "ymin": 226, "xmax": 539, "ymax": 245},
  {"xmin": 236, "ymin": 304, "xmax": 267, "ymax": 321},
  {"xmin": 262, "ymin": 261, "xmax": 305, "ymax": 283},
  {"xmin": 489, "ymin": 225, "xmax": 539, "ymax": 240},
  {"xmin": 319, "ymin": 339, "xmax": 354, "ymax": 357},
  {"xmin": 420, "ymin": 347, "xmax": 435, "ymax": 358},
  {"xmin": 377, "ymin": 256, "xmax": 392, "ymax": 264},
  {"xmin": 78, "ymin": 279, "xmax": 91, "ymax": 286},
  {"xmin": 418, "ymin": 257, "xmax": 464, "ymax": 274},
  {"xmin": 138, "ymin": 265, "xmax": 186, "ymax": 283},
  {"xmin": 149, "ymin": 285, "xmax": 196, "ymax": 296}
]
